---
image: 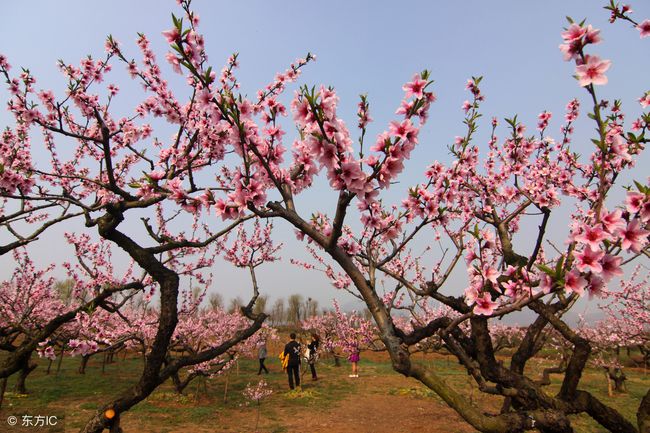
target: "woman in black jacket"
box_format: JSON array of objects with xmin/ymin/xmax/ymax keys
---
[{"xmin": 307, "ymin": 334, "xmax": 320, "ymax": 380}]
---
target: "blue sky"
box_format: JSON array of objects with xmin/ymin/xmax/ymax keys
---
[{"xmin": 1, "ymin": 1, "xmax": 648, "ymax": 318}]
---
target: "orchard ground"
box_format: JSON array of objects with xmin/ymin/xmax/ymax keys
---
[{"xmin": 0, "ymin": 341, "xmax": 647, "ymax": 433}]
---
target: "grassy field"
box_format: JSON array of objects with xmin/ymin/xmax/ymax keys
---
[{"xmin": 0, "ymin": 350, "xmax": 647, "ymax": 433}]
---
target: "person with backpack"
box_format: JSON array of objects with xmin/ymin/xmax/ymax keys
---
[{"xmin": 283, "ymin": 333, "xmax": 301, "ymax": 390}]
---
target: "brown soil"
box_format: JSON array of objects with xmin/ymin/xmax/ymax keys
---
[
  {"xmin": 114, "ymin": 367, "xmax": 478, "ymax": 433},
  {"xmin": 277, "ymin": 374, "xmax": 476, "ymax": 433},
  {"xmin": 204, "ymin": 370, "xmax": 476, "ymax": 433}
]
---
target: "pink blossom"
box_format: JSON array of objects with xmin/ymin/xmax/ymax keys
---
[
  {"xmin": 561, "ymin": 24, "xmax": 587, "ymax": 43},
  {"xmin": 402, "ymin": 74, "xmax": 427, "ymax": 99},
  {"xmin": 502, "ymin": 280, "xmax": 523, "ymax": 298},
  {"xmin": 638, "ymin": 20, "xmax": 650, "ymax": 38},
  {"xmin": 464, "ymin": 284, "xmax": 479, "ymax": 304},
  {"xmin": 575, "ymin": 224, "xmax": 607, "ymax": 250},
  {"xmin": 473, "ymin": 292, "xmax": 498, "ymax": 316},
  {"xmin": 162, "ymin": 28, "xmax": 181, "ymax": 43},
  {"xmin": 40, "ymin": 345, "xmax": 56, "ymax": 361},
  {"xmin": 539, "ymin": 273, "xmax": 554, "ymax": 294},
  {"xmin": 639, "ymin": 92, "xmax": 650, "ymax": 109},
  {"xmin": 464, "ymin": 250, "xmax": 478, "ymax": 266},
  {"xmin": 243, "ymin": 379, "xmax": 273, "ymax": 403},
  {"xmin": 292, "ymin": 97, "xmax": 312, "ymax": 126},
  {"xmin": 339, "ymin": 161, "xmax": 365, "ymax": 192},
  {"xmin": 148, "ymin": 170, "xmax": 166, "ymax": 181},
  {"xmin": 600, "ymin": 209, "xmax": 626, "ymax": 235},
  {"xmin": 620, "ymin": 219, "xmax": 649, "ymax": 253},
  {"xmin": 587, "ymin": 276, "xmax": 606, "ymax": 299},
  {"xmin": 642, "ymin": 201, "xmax": 650, "ymax": 222},
  {"xmin": 559, "ymin": 40, "xmax": 581, "ymax": 61},
  {"xmin": 601, "ymin": 254, "xmax": 623, "ymax": 282},
  {"xmin": 389, "ymin": 119, "xmax": 417, "ymax": 142},
  {"xmin": 575, "ymin": 55, "xmax": 611, "ymax": 87},
  {"xmin": 583, "ymin": 25, "xmax": 602, "ymax": 45},
  {"xmin": 574, "ymin": 247, "xmax": 604, "ymax": 274},
  {"xmin": 564, "ymin": 270, "xmax": 588, "ymax": 295},
  {"xmin": 197, "ymin": 89, "xmax": 213, "ymax": 108},
  {"xmin": 537, "ymin": 110, "xmax": 552, "ymax": 131},
  {"xmin": 625, "ymin": 191, "xmax": 645, "ymax": 214},
  {"xmin": 481, "ymin": 266, "xmax": 499, "ymax": 285},
  {"xmin": 0, "ymin": 54, "xmax": 11, "ymax": 71}
]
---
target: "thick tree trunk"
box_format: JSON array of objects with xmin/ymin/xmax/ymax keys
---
[
  {"xmin": 108, "ymin": 412, "xmax": 122, "ymax": 433},
  {"xmin": 79, "ymin": 211, "xmax": 183, "ymax": 433},
  {"xmin": 0, "ymin": 376, "xmax": 7, "ymax": 409},
  {"xmin": 79, "ymin": 274, "xmax": 180, "ymax": 433},
  {"xmin": 14, "ymin": 358, "xmax": 37, "ymax": 394},
  {"xmin": 78, "ymin": 205, "xmax": 271, "ymax": 433},
  {"xmin": 573, "ymin": 390, "xmax": 637, "ymax": 433}
]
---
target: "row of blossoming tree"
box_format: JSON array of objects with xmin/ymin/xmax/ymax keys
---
[{"xmin": 1, "ymin": 0, "xmax": 649, "ymax": 432}]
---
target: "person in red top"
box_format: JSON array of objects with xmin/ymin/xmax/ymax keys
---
[{"xmin": 348, "ymin": 344, "xmax": 360, "ymax": 378}]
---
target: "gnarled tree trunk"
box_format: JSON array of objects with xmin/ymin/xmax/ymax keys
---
[{"xmin": 14, "ymin": 357, "xmax": 37, "ymax": 394}]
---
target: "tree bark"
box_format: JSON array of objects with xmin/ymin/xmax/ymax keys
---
[
  {"xmin": 79, "ymin": 355, "xmax": 90, "ymax": 374},
  {"xmin": 14, "ymin": 357, "xmax": 37, "ymax": 394},
  {"xmin": 537, "ymin": 362, "xmax": 567, "ymax": 387},
  {"xmin": 573, "ymin": 390, "xmax": 637, "ymax": 433},
  {"xmin": 171, "ymin": 371, "xmax": 201, "ymax": 394},
  {"xmin": 0, "ymin": 376, "xmax": 7, "ymax": 410}
]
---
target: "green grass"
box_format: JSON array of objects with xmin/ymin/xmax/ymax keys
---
[
  {"xmin": 0, "ymin": 353, "xmax": 646, "ymax": 432},
  {"xmin": 0, "ymin": 354, "xmax": 351, "ymax": 430}
]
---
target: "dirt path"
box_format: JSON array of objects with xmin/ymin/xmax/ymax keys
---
[
  {"xmin": 202, "ymin": 365, "xmax": 478, "ymax": 433},
  {"xmin": 279, "ymin": 374, "xmax": 476, "ymax": 433}
]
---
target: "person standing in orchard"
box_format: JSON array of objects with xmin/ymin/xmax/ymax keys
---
[
  {"xmin": 307, "ymin": 334, "xmax": 320, "ymax": 381},
  {"xmin": 348, "ymin": 344, "xmax": 360, "ymax": 378},
  {"xmin": 257, "ymin": 339, "xmax": 269, "ymax": 375},
  {"xmin": 283, "ymin": 333, "xmax": 301, "ymax": 390}
]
